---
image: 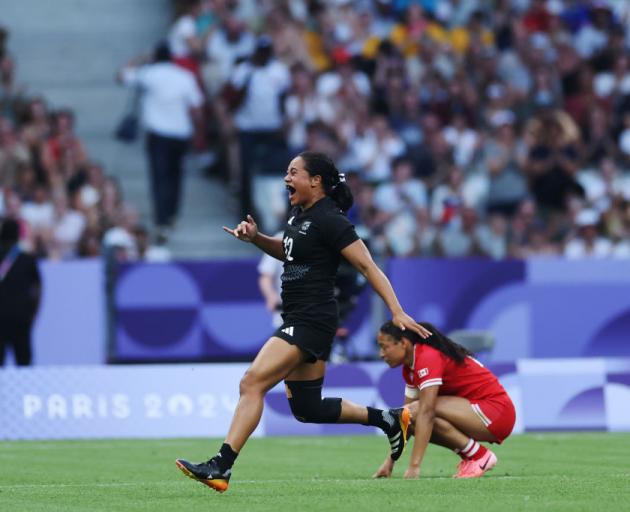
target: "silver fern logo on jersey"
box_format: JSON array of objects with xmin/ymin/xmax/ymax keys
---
[{"xmin": 299, "ymin": 221, "xmax": 312, "ymax": 234}]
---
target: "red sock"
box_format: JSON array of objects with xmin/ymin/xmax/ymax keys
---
[{"xmin": 457, "ymin": 438, "xmax": 488, "ymax": 461}]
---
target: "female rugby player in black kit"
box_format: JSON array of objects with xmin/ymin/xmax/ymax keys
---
[{"xmin": 176, "ymin": 151, "xmax": 431, "ymax": 492}]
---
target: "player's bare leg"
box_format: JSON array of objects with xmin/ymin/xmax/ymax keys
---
[
  {"xmin": 285, "ymin": 360, "xmax": 410, "ymax": 461},
  {"xmin": 176, "ymin": 337, "xmax": 305, "ymax": 492},
  {"xmin": 225, "ymin": 337, "xmax": 306, "ymax": 449}
]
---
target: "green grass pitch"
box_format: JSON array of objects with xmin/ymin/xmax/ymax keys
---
[{"xmin": 1, "ymin": 433, "xmax": 629, "ymax": 511}]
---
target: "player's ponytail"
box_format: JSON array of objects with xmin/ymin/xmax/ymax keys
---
[
  {"xmin": 299, "ymin": 151, "xmax": 354, "ymax": 213},
  {"xmin": 379, "ymin": 321, "xmax": 472, "ymax": 364}
]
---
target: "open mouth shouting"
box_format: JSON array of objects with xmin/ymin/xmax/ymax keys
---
[{"xmin": 286, "ymin": 185, "xmax": 297, "ymax": 203}]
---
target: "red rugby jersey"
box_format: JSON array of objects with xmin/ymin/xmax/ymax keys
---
[{"xmin": 402, "ymin": 343, "xmax": 506, "ymax": 402}]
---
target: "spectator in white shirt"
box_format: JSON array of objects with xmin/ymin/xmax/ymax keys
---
[
  {"xmin": 284, "ymin": 64, "xmax": 320, "ymax": 153},
  {"xmin": 205, "ymin": 14, "xmax": 255, "ymax": 91},
  {"xmin": 49, "ymin": 192, "xmax": 86, "ymax": 260},
  {"xmin": 443, "ymin": 112, "xmax": 480, "ymax": 169},
  {"xmin": 374, "ymin": 157, "xmax": 429, "ymax": 257},
  {"xmin": 373, "ymin": 157, "xmax": 428, "ymax": 222},
  {"xmin": 206, "ymin": 14, "xmax": 256, "ymax": 86},
  {"xmin": 230, "ymin": 35, "xmax": 290, "ymax": 225},
  {"xmin": 168, "ymin": 0, "xmax": 204, "ymax": 61},
  {"xmin": 119, "ymin": 42, "xmax": 204, "ymax": 239},
  {"xmin": 564, "ymin": 209, "xmax": 613, "ymax": 259},
  {"xmin": 352, "ymin": 114, "xmax": 405, "ymax": 184},
  {"xmin": 20, "ymin": 183, "xmax": 53, "ymax": 232},
  {"xmin": 257, "ymin": 231, "xmax": 284, "ymax": 329}
]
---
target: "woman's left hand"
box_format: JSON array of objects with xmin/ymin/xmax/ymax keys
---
[
  {"xmin": 372, "ymin": 457, "xmax": 394, "ymax": 479},
  {"xmin": 392, "ymin": 311, "xmax": 431, "ymax": 339},
  {"xmin": 403, "ymin": 465, "xmax": 420, "ymax": 479}
]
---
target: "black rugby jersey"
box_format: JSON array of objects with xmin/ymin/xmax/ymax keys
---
[{"xmin": 280, "ymin": 196, "xmax": 359, "ymax": 330}]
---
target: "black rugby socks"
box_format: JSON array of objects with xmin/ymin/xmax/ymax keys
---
[{"xmin": 215, "ymin": 443, "xmax": 238, "ymax": 472}]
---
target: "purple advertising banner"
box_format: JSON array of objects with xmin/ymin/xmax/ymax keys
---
[
  {"xmin": 113, "ymin": 261, "xmax": 372, "ymax": 362},
  {"xmin": 388, "ymin": 258, "xmax": 630, "ymax": 363},
  {"xmin": 111, "ymin": 258, "xmax": 630, "ymax": 363},
  {"xmin": 21, "ymin": 258, "xmax": 630, "ymax": 367}
]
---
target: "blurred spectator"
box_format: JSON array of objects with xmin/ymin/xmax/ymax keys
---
[
  {"xmin": 351, "ymin": 114, "xmax": 405, "ymax": 183},
  {"xmin": 0, "ymin": 26, "xmax": 15, "ymax": 99},
  {"xmin": 373, "ymin": 157, "xmax": 428, "ymax": 256},
  {"xmin": 134, "ymin": 225, "xmax": 172, "ymax": 262},
  {"xmin": 205, "ymin": 13, "xmax": 255, "ymax": 94},
  {"xmin": 477, "ymin": 213, "xmax": 509, "ymax": 259},
  {"xmin": 169, "ymin": 0, "xmax": 205, "ymax": 76},
  {"xmin": 431, "ymin": 165, "xmax": 466, "ymax": 225},
  {"xmin": 564, "ymin": 208, "xmax": 612, "ymax": 258},
  {"xmin": 99, "ymin": 176, "xmax": 125, "ymax": 231},
  {"xmin": 436, "ymin": 206, "xmax": 485, "ymax": 258},
  {"xmin": 582, "ymin": 106, "xmax": 618, "ymax": 166},
  {"xmin": 18, "ymin": 97, "xmax": 51, "ymax": 185},
  {"xmin": 0, "ymin": 217, "xmax": 41, "ymax": 366},
  {"xmin": 265, "ymin": 4, "xmax": 313, "ymax": 69},
  {"xmin": 48, "ymin": 191, "xmax": 86, "ymax": 260},
  {"xmin": 284, "ymin": 64, "xmax": 321, "ymax": 154},
  {"xmin": 229, "ymin": 35, "xmax": 290, "ymax": 228},
  {"xmin": 509, "ymin": 197, "xmax": 555, "ymax": 257},
  {"xmin": 41, "ymin": 109, "xmax": 88, "ymax": 187},
  {"xmin": 443, "ymin": 112, "xmax": 480, "ymax": 169},
  {"xmin": 257, "ymin": 234, "xmax": 284, "ymax": 329},
  {"xmin": 118, "ymin": 41, "xmax": 204, "ymax": 241},
  {"xmin": 102, "ymin": 205, "xmax": 140, "ymax": 262},
  {"xmin": 483, "ymin": 110, "xmax": 528, "ymax": 216},
  {"xmin": 573, "ymin": 3, "xmax": 611, "ymax": 59},
  {"xmin": 524, "ymin": 107, "xmax": 583, "ymax": 212},
  {"xmin": 20, "ymin": 183, "xmax": 53, "ymax": 254},
  {"xmin": 609, "ymin": 199, "xmax": 630, "ymax": 258},
  {"xmin": 0, "ymin": 117, "xmax": 30, "ymax": 190}
]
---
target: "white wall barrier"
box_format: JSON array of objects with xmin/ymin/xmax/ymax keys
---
[{"xmin": 1, "ymin": 359, "xmax": 629, "ymax": 440}]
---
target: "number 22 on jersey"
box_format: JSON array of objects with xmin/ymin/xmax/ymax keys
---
[{"xmin": 283, "ymin": 236, "xmax": 294, "ymax": 261}]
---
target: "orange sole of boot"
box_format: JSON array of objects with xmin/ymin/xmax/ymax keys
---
[
  {"xmin": 175, "ymin": 460, "xmax": 229, "ymax": 493},
  {"xmin": 400, "ymin": 407, "xmax": 410, "ymax": 447}
]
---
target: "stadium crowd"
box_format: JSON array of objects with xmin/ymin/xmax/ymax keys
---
[
  {"xmin": 2, "ymin": 0, "xmax": 630, "ymax": 260},
  {"xmin": 191, "ymin": 0, "xmax": 630, "ymax": 259},
  {"xmin": 0, "ymin": 27, "xmax": 166, "ymax": 261}
]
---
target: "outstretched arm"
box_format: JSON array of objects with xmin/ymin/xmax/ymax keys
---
[
  {"xmin": 116, "ymin": 54, "xmax": 150, "ymax": 84},
  {"xmin": 341, "ymin": 239, "xmax": 430, "ymax": 338},
  {"xmin": 223, "ymin": 215, "xmax": 285, "ymax": 261},
  {"xmin": 403, "ymin": 386, "xmax": 438, "ymax": 479}
]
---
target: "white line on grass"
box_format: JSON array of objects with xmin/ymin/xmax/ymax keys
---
[{"xmin": 1, "ymin": 475, "xmax": 628, "ymax": 490}]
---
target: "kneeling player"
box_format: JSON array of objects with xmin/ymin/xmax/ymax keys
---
[{"xmin": 374, "ymin": 321, "xmax": 515, "ymax": 479}]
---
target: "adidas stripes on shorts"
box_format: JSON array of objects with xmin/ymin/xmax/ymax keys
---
[{"xmin": 274, "ymin": 321, "xmax": 336, "ymax": 363}]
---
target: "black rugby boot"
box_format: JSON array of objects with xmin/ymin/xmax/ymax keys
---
[
  {"xmin": 175, "ymin": 457, "xmax": 231, "ymax": 493},
  {"xmin": 386, "ymin": 407, "xmax": 410, "ymax": 461}
]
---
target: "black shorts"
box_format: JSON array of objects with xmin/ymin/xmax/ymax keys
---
[{"xmin": 273, "ymin": 322, "xmax": 336, "ymax": 363}]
